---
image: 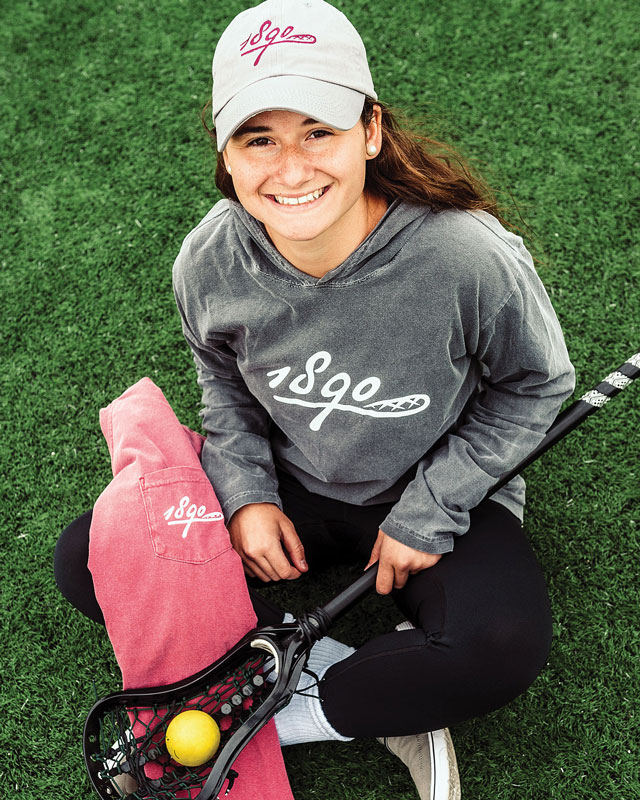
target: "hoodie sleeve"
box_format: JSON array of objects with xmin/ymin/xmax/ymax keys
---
[
  {"xmin": 173, "ymin": 264, "xmax": 282, "ymax": 524},
  {"xmin": 379, "ymin": 249, "xmax": 575, "ymax": 554}
]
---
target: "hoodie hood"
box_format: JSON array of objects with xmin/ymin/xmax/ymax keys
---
[{"xmin": 228, "ymin": 197, "xmax": 429, "ymax": 285}]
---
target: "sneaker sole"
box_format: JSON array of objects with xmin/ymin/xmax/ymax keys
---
[
  {"xmin": 379, "ymin": 728, "xmax": 461, "ymax": 800},
  {"xmin": 431, "ymin": 728, "xmax": 461, "ymax": 800}
]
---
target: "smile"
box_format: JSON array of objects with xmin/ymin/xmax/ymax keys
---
[{"xmin": 268, "ymin": 186, "xmax": 330, "ymax": 206}]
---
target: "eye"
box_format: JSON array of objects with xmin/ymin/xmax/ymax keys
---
[
  {"xmin": 246, "ymin": 136, "xmax": 273, "ymax": 147},
  {"xmin": 308, "ymin": 129, "xmax": 333, "ymax": 140}
]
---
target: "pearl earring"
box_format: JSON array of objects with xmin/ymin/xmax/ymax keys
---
[
  {"xmin": 226, "ymin": 163, "xmax": 232, "ymax": 174},
  {"xmin": 367, "ymin": 145, "xmax": 377, "ymax": 156}
]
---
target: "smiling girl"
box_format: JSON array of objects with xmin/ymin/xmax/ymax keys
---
[
  {"xmin": 170, "ymin": 1, "xmax": 576, "ymax": 796},
  {"xmin": 170, "ymin": 0, "xmax": 577, "ymax": 796},
  {"xmin": 55, "ymin": 0, "xmax": 575, "ymax": 797}
]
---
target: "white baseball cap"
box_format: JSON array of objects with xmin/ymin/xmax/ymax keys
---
[{"xmin": 212, "ymin": 0, "xmax": 377, "ymax": 151}]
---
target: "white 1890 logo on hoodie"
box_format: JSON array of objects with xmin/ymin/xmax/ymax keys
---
[{"xmin": 267, "ymin": 350, "xmax": 430, "ymax": 431}]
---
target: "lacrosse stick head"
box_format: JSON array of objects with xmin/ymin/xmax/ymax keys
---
[{"xmin": 83, "ymin": 614, "xmax": 328, "ymax": 800}]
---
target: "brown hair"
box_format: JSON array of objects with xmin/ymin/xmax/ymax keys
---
[
  {"xmin": 200, "ymin": 97, "xmax": 508, "ymax": 226},
  {"xmin": 360, "ymin": 99, "xmax": 504, "ymax": 220}
]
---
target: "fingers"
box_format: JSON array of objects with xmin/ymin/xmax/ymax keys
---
[
  {"xmin": 243, "ymin": 561, "xmax": 283, "ymax": 585},
  {"xmin": 371, "ymin": 530, "xmax": 444, "ymax": 594},
  {"xmin": 375, "ymin": 560, "xmax": 399, "ymax": 595},
  {"xmin": 377, "ymin": 557, "xmax": 443, "ymax": 593},
  {"xmin": 243, "ymin": 521, "xmax": 305, "ymax": 582},
  {"xmin": 244, "ymin": 550, "xmax": 302, "ymax": 583},
  {"xmin": 243, "ymin": 558, "xmax": 275, "ymax": 583},
  {"xmin": 367, "ymin": 530, "xmax": 405, "ymax": 594},
  {"xmin": 376, "ymin": 562, "xmax": 414, "ymax": 594},
  {"xmin": 229, "ymin": 504, "xmax": 306, "ymax": 583},
  {"xmin": 281, "ymin": 519, "xmax": 308, "ymax": 574}
]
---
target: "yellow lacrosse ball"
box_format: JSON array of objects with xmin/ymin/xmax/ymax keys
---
[{"xmin": 165, "ymin": 710, "xmax": 221, "ymax": 767}]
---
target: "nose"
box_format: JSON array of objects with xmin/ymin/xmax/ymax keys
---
[{"xmin": 275, "ymin": 144, "xmax": 316, "ymax": 189}]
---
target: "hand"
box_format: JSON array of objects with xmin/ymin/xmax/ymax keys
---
[
  {"xmin": 364, "ymin": 529, "xmax": 442, "ymax": 594},
  {"xmin": 228, "ymin": 503, "xmax": 308, "ymax": 582}
]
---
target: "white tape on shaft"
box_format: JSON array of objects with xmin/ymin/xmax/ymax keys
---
[
  {"xmin": 580, "ymin": 390, "xmax": 610, "ymax": 408},
  {"xmin": 604, "ymin": 371, "xmax": 632, "ymax": 389}
]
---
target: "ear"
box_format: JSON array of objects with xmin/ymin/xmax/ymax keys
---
[
  {"xmin": 220, "ymin": 146, "xmax": 231, "ymax": 174},
  {"xmin": 365, "ymin": 104, "xmax": 383, "ymax": 159}
]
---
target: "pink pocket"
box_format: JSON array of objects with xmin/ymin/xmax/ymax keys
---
[{"xmin": 139, "ymin": 467, "xmax": 230, "ymax": 564}]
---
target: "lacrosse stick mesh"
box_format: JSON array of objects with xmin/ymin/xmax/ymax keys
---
[{"xmin": 87, "ymin": 650, "xmax": 275, "ymax": 799}]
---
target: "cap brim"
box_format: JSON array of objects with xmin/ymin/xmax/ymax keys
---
[{"xmin": 214, "ymin": 75, "xmax": 366, "ymax": 151}]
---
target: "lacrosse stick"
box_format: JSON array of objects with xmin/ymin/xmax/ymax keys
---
[{"xmin": 84, "ymin": 351, "xmax": 640, "ymax": 800}]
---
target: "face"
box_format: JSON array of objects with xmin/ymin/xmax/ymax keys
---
[{"xmin": 223, "ymin": 108, "xmax": 382, "ymax": 256}]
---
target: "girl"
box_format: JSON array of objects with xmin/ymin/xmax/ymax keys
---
[{"xmin": 56, "ymin": 0, "xmax": 575, "ymax": 797}]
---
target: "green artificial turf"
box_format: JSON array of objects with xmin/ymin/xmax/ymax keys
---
[{"xmin": 1, "ymin": 0, "xmax": 638, "ymax": 798}]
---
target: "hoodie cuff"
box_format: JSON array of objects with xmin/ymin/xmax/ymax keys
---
[
  {"xmin": 222, "ymin": 491, "xmax": 283, "ymax": 525},
  {"xmin": 378, "ymin": 515, "xmax": 454, "ymax": 555}
]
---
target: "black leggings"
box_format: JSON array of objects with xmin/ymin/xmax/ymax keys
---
[{"xmin": 54, "ymin": 469, "xmax": 552, "ymax": 738}]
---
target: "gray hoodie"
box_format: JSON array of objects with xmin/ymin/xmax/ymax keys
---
[{"xmin": 173, "ymin": 198, "xmax": 575, "ymax": 554}]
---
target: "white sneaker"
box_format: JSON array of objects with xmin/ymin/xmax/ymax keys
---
[{"xmin": 377, "ymin": 728, "xmax": 461, "ymax": 800}]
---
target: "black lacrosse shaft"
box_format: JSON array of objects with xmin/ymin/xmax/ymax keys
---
[{"xmin": 320, "ymin": 351, "xmax": 640, "ymax": 622}]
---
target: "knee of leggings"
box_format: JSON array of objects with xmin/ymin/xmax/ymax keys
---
[
  {"xmin": 54, "ymin": 515, "xmax": 90, "ymax": 597},
  {"xmin": 473, "ymin": 611, "xmax": 553, "ymax": 696},
  {"xmin": 53, "ymin": 516, "xmax": 106, "ymax": 626}
]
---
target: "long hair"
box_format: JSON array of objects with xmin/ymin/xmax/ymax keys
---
[{"xmin": 200, "ymin": 97, "xmax": 508, "ymax": 225}]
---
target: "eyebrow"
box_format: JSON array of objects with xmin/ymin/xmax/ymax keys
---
[{"xmin": 231, "ymin": 117, "xmax": 320, "ymax": 139}]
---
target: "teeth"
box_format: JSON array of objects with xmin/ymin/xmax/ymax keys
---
[{"xmin": 273, "ymin": 188, "xmax": 325, "ymax": 205}]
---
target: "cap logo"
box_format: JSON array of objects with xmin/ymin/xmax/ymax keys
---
[{"xmin": 240, "ymin": 19, "xmax": 317, "ymax": 66}]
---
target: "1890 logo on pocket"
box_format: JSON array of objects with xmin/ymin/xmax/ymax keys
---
[
  {"xmin": 163, "ymin": 496, "xmax": 224, "ymax": 539},
  {"xmin": 140, "ymin": 467, "xmax": 230, "ymax": 564}
]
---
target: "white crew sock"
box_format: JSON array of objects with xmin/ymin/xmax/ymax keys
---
[
  {"xmin": 395, "ymin": 619, "xmax": 416, "ymax": 631},
  {"xmin": 272, "ymin": 614, "xmax": 355, "ymax": 746}
]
